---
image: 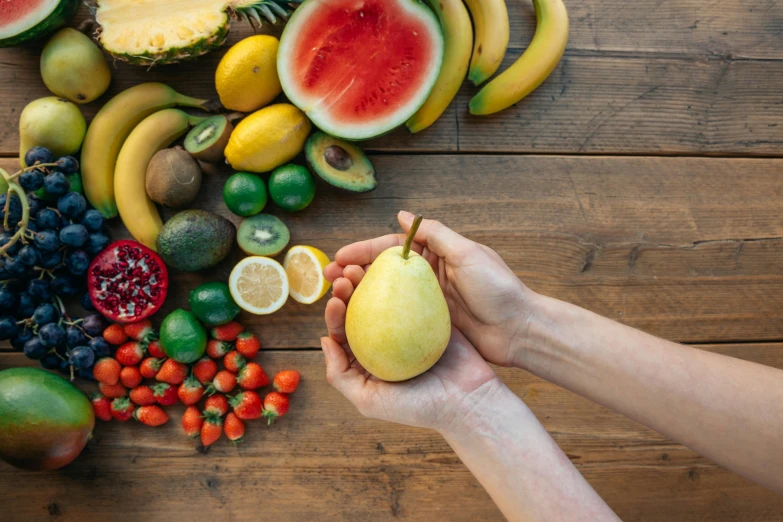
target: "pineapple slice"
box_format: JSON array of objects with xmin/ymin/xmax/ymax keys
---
[{"xmin": 95, "ymin": 0, "xmax": 298, "ymax": 65}]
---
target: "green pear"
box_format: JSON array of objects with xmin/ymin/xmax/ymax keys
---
[
  {"xmin": 19, "ymin": 97, "xmax": 86, "ymax": 167},
  {"xmin": 346, "ymin": 216, "xmax": 451, "ymax": 382},
  {"xmin": 41, "ymin": 28, "xmax": 111, "ymax": 104}
]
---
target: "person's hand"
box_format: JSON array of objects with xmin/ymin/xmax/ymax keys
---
[{"xmin": 324, "ymin": 211, "xmax": 532, "ymax": 368}]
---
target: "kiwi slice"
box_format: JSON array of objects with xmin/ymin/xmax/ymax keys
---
[
  {"xmin": 305, "ymin": 131, "xmax": 377, "ymax": 192},
  {"xmin": 184, "ymin": 115, "xmax": 233, "ymax": 163},
  {"xmin": 237, "ymin": 214, "xmax": 290, "ymax": 257}
]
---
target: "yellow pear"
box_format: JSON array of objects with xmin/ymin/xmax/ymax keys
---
[
  {"xmin": 346, "ymin": 216, "xmax": 451, "ymax": 382},
  {"xmin": 18, "ymin": 97, "xmax": 86, "ymax": 168},
  {"xmin": 41, "ymin": 28, "xmax": 111, "ymax": 104}
]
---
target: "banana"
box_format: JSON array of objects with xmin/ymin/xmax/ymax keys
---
[
  {"xmin": 463, "ymin": 0, "xmax": 510, "ymax": 86},
  {"xmin": 81, "ymin": 83, "xmax": 214, "ymax": 219},
  {"xmin": 114, "ymin": 109, "xmax": 206, "ymax": 250},
  {"xmin": 406, "ymin": 0, "xmax": 473, "ymax": 133},
  {"xmin": 469, "ymin": 0, "xmax": 568, "ymax": 115}
]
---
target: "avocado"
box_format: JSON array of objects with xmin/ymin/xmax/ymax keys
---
[
  {"xmin": 305, "ymin": 131, "xmax": 377, "ymax": 192},
  {"xmin": 156, "ymin": 210, "xmax": 235, "ymax": 272}
]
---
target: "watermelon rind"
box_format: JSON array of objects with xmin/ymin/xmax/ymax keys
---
[
  {"xmin": 278, "ymin": 0, "xmax": 444, "ymax": 141},
  {"xmin": 0, "ymin": 0, "xmax": 80, "ymax": 47}
]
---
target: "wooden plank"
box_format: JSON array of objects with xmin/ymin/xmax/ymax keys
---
[
  {"xmin": 1, "ymin": 346, "xmax": 782, "ymax": 521},
  {"xmin": 2, "ymin": 154, "xmax": 782, "ymax": 347}
]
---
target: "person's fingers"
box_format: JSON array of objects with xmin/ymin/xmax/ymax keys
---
[
  {"xmin": 343, "ymin": 265, "xmax": 366, "ymax": 289},
  {"xmin": 335, "ymin": 234, "xmax": 423, "ymax": 267},
  {"xmin": 325, "ymin": 297, "xmax": 348, "ymax": 344},
  {"xmin": 321, "ymin": 336, "xmax": 367, "ymax": 403},
  {"xmin": 332, "ymin": 277, "xmax": 355, "ymax": 303},
  {"xmin": 323, "ymin": 262, "xmax": 345, "ymax": 283},
  {"xmin": 398, "ymin": 211, "xmax": 474, "ymax": 264}
]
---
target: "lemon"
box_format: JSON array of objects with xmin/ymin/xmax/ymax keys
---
[
  {"xmin": 229, "ymin": 256, "xmax": 289, "ymax": 315},
  {"xmin": 225, "ymin": 103, "xmax": 312, "ymax": 173},
  {"xmin": 283, "ymin": 246, "xmax": 331, "ymax": 304},
  {"xmin": 216, "ymin": 35, "xmax": 282, "ymax": 112}
]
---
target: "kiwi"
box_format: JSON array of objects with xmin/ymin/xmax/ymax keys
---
[
  {"xmin": 184, "ymin": 115, "xmax": 233, "ymax": 163},
  {"xmin": 237, "ymin": 214, "xmax": 290, "ymax": 257},
  {"xmin": 146, "ymin": 147, "xmax": 202, "ymax": 208}
]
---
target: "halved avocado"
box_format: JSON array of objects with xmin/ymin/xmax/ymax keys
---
[{"xmin": 305, "ymin": 132, "xmax": 377, "ymax": 192}]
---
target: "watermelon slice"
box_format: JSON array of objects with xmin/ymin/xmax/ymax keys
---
[
  {"xmin": 278, "ymin": 0, "xmax": 444, "ymax": 141},
  {"xmin": 0, "ymin": 0, "xmax": 79, "ymax": 47}
]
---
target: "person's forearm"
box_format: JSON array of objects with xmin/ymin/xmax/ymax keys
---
[
  {"xmin": 439, "ymin": 378, "xmax": 619, "ymax": 522},
  {"xmin": 516, "ymin": 294, "xmax": 783, "ymax": 493}
]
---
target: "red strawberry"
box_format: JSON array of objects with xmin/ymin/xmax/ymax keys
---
[
  {"xmin": 193, "ymin": 357, "xmax": 218, "ymax": 384},
  {"xmin": 115, "ymin": 341, "xmax": 144, "ymax": 366},
  {"xmin": 178, "ymin": 376, "xmax": 204, "ymax": 406},
  {"xmin": 229, "ymin": 391, "xmax": 263, "ymax": 420},
  {"xmin": 262, "ymin": 392, "xmax": 290, "ymax": 425},
  {"xmin": 124, "ymin": 319, "xmax": 154, "ymax": 342},
  {"xmin": 182, "ymin": 406, "xmax": 203, "ymax": 438},
  {"xmin": 133, "ymin": 405, "xmax": 169, "ymax": 427},
  {"xmin": 210, "ymin": 321, "xmax": 244, "ymax": 342},
  {"xmin": 140, "ymin": 357, "xmax": 164, "ymax": 379},
  {"xmin": 146, "ymin": 339, "xmax": 166, "ymax": 358},
  {"xmin": 273, "ymin": 370, "xmax": 300, "ymax": 394},
  {"xmin": 235, "ymin": 332, "xmax": 260, "ymax": 359},
  {"xmin": 224, "ymin": 413, "xmax": 245, "ymax": 444},
  {"xmin": 208, "ymin": 370, "xmax": 236, "ymax": 394},
  {"xmin": 237, "ymin": 362, "xmax": 270, "ymax": 390},
  {"xmin": 129, "ymin": 385, "xmax": 157, "ymax": 406},
  {"xmin": 204, "ymin": 394, "xmax": 229, "ymax": 417},
  {"xmin": 99, "ymin": 382, "xmax": 127, "ymax": 399},
  {"xmin": 152, "ymin": 383, "xmax": 178, "ymax": 406},
  {"xmin": 102, "ymin": 324, "xmax": 128, "ymax": 345},
  {"xmin": 110, "ymin": 397, "xmax": 134, "ymax": 421},
  {"xmin": 156, "ymin": 359, "xmax": 188, "ymax": 385},
  {"xmin": 206, "ymin": 339, "xmax": 231, "ymax": 359},
  {"xmin": 201, "ymin": 414, "xmax": 223, "ymax": 447},
  {"xmin": 120, "ymin": 366, "xmax": 143, "ymax": 388},
  {"xmin": 91, "ymin": 393, "xmax": 112, "ymax": 422},
  {"xmin": 93, "ymin": 357, "xmax": 121, "ymax": 385},
  {"xmin": 223, "ymin": 351, "xmax": 246, "ymax": 373}
]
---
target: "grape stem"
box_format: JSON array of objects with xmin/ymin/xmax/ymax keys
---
[{"xmin": 0, "ymin": 167, "xmax": 33, "ymax": 256}]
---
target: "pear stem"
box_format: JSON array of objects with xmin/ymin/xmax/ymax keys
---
[{"xmin": 402, "ymin": 214, "xmax": 423, "ymax": 260}]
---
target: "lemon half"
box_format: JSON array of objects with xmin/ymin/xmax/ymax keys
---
[
  {"xmin": 283, "ymin": 246, "xmax": 331, "ymax": 304},
  {"xmin": 229, "ymin": 256, "xmax": 289, "ymax": 315}
]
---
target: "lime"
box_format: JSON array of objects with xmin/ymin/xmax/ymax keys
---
[
  {"xmin": 268, "ymin": 164, "xmax": 315, "ymax": 212},
  {"xmin": 223, "ymin": 172, "xmax": 267, "ymax": 217},
  {"xmin": 189, "ymin": 281, "xmax": 241, "ymax": 326},
  {"xmin": 160, "ymin": 309, "xmax": 207, "ymax": 363}
]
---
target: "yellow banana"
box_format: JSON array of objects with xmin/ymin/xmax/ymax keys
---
[
  {"xmin": 114, "ymin": 109, "xmax": 206, "ymax": 250},
  {"xmin": 82, "ymin": 83, "xmax": 213, "ymax": 219},
  {"xmin": 406, "ymin": 0, "xmax": 473, "ymax": 133},
  {"xmin": 463, "ymin": 0, "xmax": 510, "ymax": 86}
]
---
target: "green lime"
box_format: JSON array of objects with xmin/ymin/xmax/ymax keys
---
[
  {"xmin": 189, "ymin": 281, "xmax": 240, "ymax": 326},
  {"xmin": 160, "ymin": 309, "xmax": 207, "ymax": 363},
  {"xmin": 223, "ymin": 172, "xmax": 267, "ymax": 217},
  {"xmin": 268, "ymin": 164, "xmax": 315, "ymax": 212}
]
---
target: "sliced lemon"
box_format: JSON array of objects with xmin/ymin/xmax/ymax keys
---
[
  {"xmin": 283, "ymin": 245, "xmax": 332, "ymax": 304},
  {"xmin": 229, "ymin": 256, "xmax": 289, "ymax": 315}
]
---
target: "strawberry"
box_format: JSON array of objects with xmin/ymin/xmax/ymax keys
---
[
  {"xmin": 124, "ymin": 319, "xmax": 155, "ymax": 342},
  {"xmin": 156, "ymin": 359, "xmax": 188, "ymax": 385},
  {"xmin": 110, "ymin": 397, "xmax": 134, "ymax": 421},
  {"xmin": 115, "ymin": 341, "xmax": 144, "ymax": 366},
  {"xmin": 262, "ymin": 392, "xmax": 290, "ymax": 425},
  {"xmin": 120, "ymin": 366, "xmax": 143, "ymax": 388},
  {"xmin": 152, "ymin": 383, "xmax": 178, "ymax": 406},
  {"xmin": 146, "ymin": 339, "xmax": 166, "ymax": 359},
  {"xmin": 210, "ymin": 321, "xmax": 244, "ymax": 342},
  {"xmin": 235, "ymin": 332, "xmax": 260, "ymax": 359},
  {"xmin": 237, "ymin": 362, "xmax": 270, "ymax": 390},
  {"xmin": 133, "ymin": 405, "xmax": 169, "ymax": 427},
  {"xmin": 91, "ymin": 393, "xmax": 112, "ymax": 422},
  {"xmin": 273, "ymin": 370, "xmax": 300, "ymax": 394},
  {"xmin": 204, "ymin": 394, "xmax": 229, "ymax": 417},
  {"xmin": 223, "ymin": 351, "xmax": 246, "ymax": 373},
  {"xmin": 102, "ymin": 324, "xmax": 128, "ymax": 345},
  {"xmin": 182, "ymin": 406, "xmax": 203, "ymax": 438},
  {"xmin": 200, "ymin": 414, "xmax": 223, "ymax": 447},
  {"xmin": 224, "ymin": 413, "xmax": 245, "ymax": 444},
  {"xmin": 99, "ymin": 382, "xmax": 127, "ymax": 399},
  {"xmin": 129, "ymin": 385, "xmax": 157, "ymax": 406},
  {"xmin": 205, "ymin": 339, "xmax": 231, "ymax": 359},
  {"xmin": 140, "ymin": 357, "xmax": 164, "ymax": 379},
  {"xmin": 193, "ymin": 357, "xmax": 218, "ymax": 385},
  {"xmin": 93, "ymin": 357, "xmax": 121, "ymax": 385},
  {"xmin": 208, "ymin": 370, "xmax": 236, "ymax": 394},
  {"xmin": 178, "ymin": 376, "xmax": 204, "ymax": 406},
  {"xmin": 229, "ymin": 391, "xmax": 263, "ymax": 420}
]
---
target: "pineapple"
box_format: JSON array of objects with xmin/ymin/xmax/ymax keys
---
[{"xmin": 94, "ymin": 0, "xmax": 300, "ymax": 65}]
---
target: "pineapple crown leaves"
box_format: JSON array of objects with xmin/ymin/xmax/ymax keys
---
[{"xmin": 230, "ymin": 0, "xmax": 303, "ymax": 27}]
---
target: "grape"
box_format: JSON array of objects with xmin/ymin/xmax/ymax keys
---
[
  {"xmin": 86, "ymin": 232, "xmax": 110, "ymax": 256},
  {"xmin": 38, "ymin": 323, "xmax": 65, "ymax": 348},
  {"xmin": 44, "ymin": 171, "xmax": 70, "ymax": 196},
  {"xmin": 32, "ymin": 303, "xmax": 59, "ymax": 325},
  {"xmin": 41, "ymin": 352, "xmax": 62, "ymax": 370},
  {"xmin": 34, "ymin": 230, "xmax": 60, "ymax": 252},
  {"xmin": 0, "ymin": 232, "xmax": 21, "ymax": 255},
  {"xmin": 24, "ymin": 147, "xmax": 55, "ymax": 167},
  {"xmin": 81, "ymin": 314, "xmax": 104, "ymax": 336},
  {"xmin": 88, "ymin": 336, "xmax": 112, "ymax": 358},
  {"xmin": 17, "ymin": 244, "xmax": 40, "ymax": 266},
  {"xmin": 27, "ymin": 279, "xmax": 52, "ymax": 303},
  {"xmin": 55, "ymin": 156, "xmax": 79, "ymax": 174},
  {"xmin": 6, "ymin": 258, "xmax": 31, "ymax": 278},
  {"xmin": 81, "ymin": 292, "xmax": 96, "ymax": 311},
  {"xmin": 0, "ymin": 259, "xmax": 9, "ymax": 280},
  {"xmin": 57, "ymin": 192, "xmax": 87, "ymax": 218},
  {"xmin": 39, "ymin": 250, "xmax": 63, "ymax": 269},
  {"xmin": 19, "ymin": 170, "xmax": 44, "ymax": 191},
  {"xmin": 0, "ymin": 316, "xmax": 18, "ymax": 340},
  {"xmin": 35, "ymin": 209, "xmax": 59, "ymax": 230},
  {"xmin": 11, "ymin": 328, "xmax": 33, "ymax": 350},
  {"xmin": 66, "ymin": 325, "xmax": 87, "ymax": 347},
  {"xmin": 27, "ymin": 196, "xmax": 42, "ymax": 218},
  {"xmin": 80, "ymin": 210, "xmax": 104, "ymax": 233},
  {"xmin": 68, "ymin": 346, "xmax": 94, "ymax": 369},
  {"xmin": 0, "ymin": 286, "xmax": 17, "ymax": 310},
  {"xmin": 66, "ymin": 250, "xmax": 90, "ymax": 275},
  {"xmin": 52, "ymin": 273, "xmax": 80, "ymax": 297},
  {"xmin": 60, "ymin": 224, "xmax": 89, "ymax": 247},
  {"xmin": 24, "ymin": 338, "xmax": 49, "ymax": 360},
  {"xmin": 17, "ymin": 292, "xmax": 37, "ymax": 318},
  {"xmin": 76, "ymin": 367, "xmax": 96, "ymax": 381},
  {"xmin": 0, "ymin": 194, "xmax": 24, "ymax": 224},
  {"xmin": 26, "ymin": 221, "xmax": 38, "ymax": 233}
]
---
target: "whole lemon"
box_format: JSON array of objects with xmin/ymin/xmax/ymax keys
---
[
  {"xmin": 225, "ymin": 104, "xmax": 312, "ymax": 173},
  {"xmin": 216, "ymin": 35, "xmax": 282, "ymax": 112}
]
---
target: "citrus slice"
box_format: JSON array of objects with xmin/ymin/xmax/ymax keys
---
[
  {"xmin": 283, "ymin": 245, "xmax": 331, "ymax": 304},
  {"xmin": 229, "ymin": 256, "xmax": 289, "ymax": 315}
]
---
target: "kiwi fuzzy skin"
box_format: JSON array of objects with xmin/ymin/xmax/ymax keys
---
[{"xmin": 185, "ymin": 116, "xmax": 233, "ymax": 164}]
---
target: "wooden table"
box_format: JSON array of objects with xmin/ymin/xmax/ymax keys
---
[{"xmin": 2, "ymin": 2, "xmax": 782, "ymax": 520}]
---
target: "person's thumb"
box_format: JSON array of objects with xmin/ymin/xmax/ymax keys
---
[{"xmin": 398, "ymin": 210, "xmax": 473, "ymax": 262}]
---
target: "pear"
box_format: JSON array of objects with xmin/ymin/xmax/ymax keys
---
[
  {"xmin": 41, "ymin": 28, "xmax": 111, "ymax": 104},
  {"xmin": 346, "ymin": 216, "xmax": 451, "ymax": 382},
  {"xmin": 19, "ymin": 97, "xmax": 86, "ymax": 168}
]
